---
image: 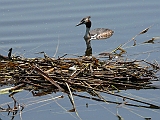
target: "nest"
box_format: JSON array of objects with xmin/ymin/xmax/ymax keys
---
[{"xmin": 0, "ymin": 53, "xmax": 159, "ymax": 96}]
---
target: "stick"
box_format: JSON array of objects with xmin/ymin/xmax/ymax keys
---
[
  {"xmin": 33, "ymin": 65, "xmax": 64, "ymax": 92},
  {"xmin": 65, "ymin": 82, "xmax": 82, "ymax": 120},
  {"xmin": 122, "ymin": 25, "xmax": 153, "ymax": 47}
]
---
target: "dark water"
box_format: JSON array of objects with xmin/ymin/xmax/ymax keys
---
[{"xmin": 0, "ymin": 0, "xmax": 160, "ymax": 120}]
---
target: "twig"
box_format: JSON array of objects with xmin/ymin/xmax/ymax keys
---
[
  {"xmin": 33, "ymin": 65, "xmax": 64, "ymax": 92},
  {"xmin": 68, "ymin": 81, "xmax": 160, "ymax": 109},
  {"xmin": 65, "ymin": 82, "xmax": 82, "ymax": 120},
  {"xmin": 66, "ymin": 82, "xmax": 76, "ymax": 110},
  {"xmin": 122, "ymin": 25, "xmax": 153, "ymax": 47},
  {"xmin": 53, "ymin": 35, "xmax": 60, "ymax": 58},
  {"xmin": 83, "ymin": 81, "xmax": 109, "ymax": 104},
  {"xmin": 72, "ymin": 93, "xmax": 159, "ymax": 109}
]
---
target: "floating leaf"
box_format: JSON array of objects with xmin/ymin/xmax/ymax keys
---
[
  {"xmin": 144, "ymin": 37, "xmax": 160, "ymax": 43},
  {"xmin": 68, "ymin": 108, "xmax": 75, "ymax": 112},
  {"xmin": 144, "ymin": 38, "xmax": 155, "ymax": 44},
  {"xmin": 139, "ymin": 28, "xmax": 150, "ymax": 34},
  {"xmin": 139, "ymin": 25, "xmax": 153, "ymax": 35},
  {"xmin": 144, "ymin": 117, "xmax": 151, "ymax": 120},
  {"xmin": 116, "ymin": 114, "xmax": 124, "ymax": 120}
]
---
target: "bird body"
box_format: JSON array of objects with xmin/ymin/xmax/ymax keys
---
[
  {"xmin": 90, "ymin": 28, "xmax": 113, "ymax": 40},
  {"xmin": 76, "ymin": 16, "xmax": 114, "ymax": 41}
]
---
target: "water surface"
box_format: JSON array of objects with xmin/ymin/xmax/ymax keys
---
[{"xmin": 0, "ymin": 0, "xmax": 160, "ymax": 120}]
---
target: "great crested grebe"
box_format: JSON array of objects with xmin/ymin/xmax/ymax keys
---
[{"xmin": 76, "ymin": 16, "xmax": 114, "ymax": 41}]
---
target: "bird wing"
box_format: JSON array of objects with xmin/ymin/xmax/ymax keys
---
[{"xmin": 90, "ymin": 28, "xmax": 114, "ymax": 40}]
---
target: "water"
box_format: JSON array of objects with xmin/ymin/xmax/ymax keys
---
[
  {"xmin": 0, "ymin": 0, "xmax": 160, "ymax": 120},
  {"xmin": 0, "ymin": 0, "xmax": 159, "ymax": 59}
]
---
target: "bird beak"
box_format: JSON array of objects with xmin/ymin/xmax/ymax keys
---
[{"xmin": 76, "ymin": 21, "xmax": 84, "ymax": 26}]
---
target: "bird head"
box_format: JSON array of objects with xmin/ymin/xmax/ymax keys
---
[{"xmin": 76, "ymin": 16, "xmax": 91, "ymax": 26}]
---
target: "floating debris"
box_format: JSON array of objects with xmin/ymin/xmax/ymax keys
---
[
  {"xmin": 144, "ymin": 37, "xmax": 160, "ymax": 44},
  {"xmin": 139, "ymin": 26, "xmax": 151, "ymax": 35}
]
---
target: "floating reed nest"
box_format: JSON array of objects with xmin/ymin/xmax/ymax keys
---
[{"xmin": 0, "ymin": 53, "xmax": 159, "ymax": 96}]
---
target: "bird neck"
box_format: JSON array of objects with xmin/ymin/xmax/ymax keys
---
[
  {"xmin": 85, "ymin": 39, "xmax": 91, "ymax": 49},
  {"xmin": 83, "ymin": 20, "xmax": 91, "ymax": 48},
  {"xmin": 84, "ymin": 27, "xmax": 90, "ymax": 39},
  {"xmin": 84, "ymin": 21, "xmax": 91, "ymax": 39}
]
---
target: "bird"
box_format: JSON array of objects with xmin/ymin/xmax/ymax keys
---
[{"xmin": 76, "ymin": 16, "xmax": 114, "ymax": 41}]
